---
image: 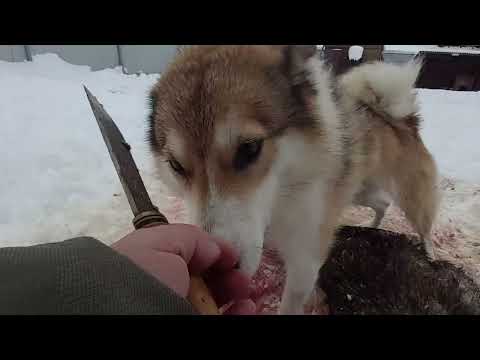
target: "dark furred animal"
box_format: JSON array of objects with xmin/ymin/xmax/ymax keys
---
[{"xmin": 319, "ymin": 226, "xmax": 480, "ymax": 315}]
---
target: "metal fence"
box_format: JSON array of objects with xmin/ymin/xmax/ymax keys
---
[
  {"xmin": 1, "ymin": 45, "xmax": 417, "ymax": 75},
  {"xmin": 0, "ymin": 45, "xmax": 178, "ymax": 74},
  {"xmin": 382, "ymin": 50, "xmax": 416, "ymax": 65}
]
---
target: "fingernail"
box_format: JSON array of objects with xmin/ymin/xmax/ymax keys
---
[
  {"xmin": 231, "ymin": 299, "xmax": 257, "ymax": 315},
  {"xmin": 244, "ymin": 299, "xmax": 257, "ymax": 313},
  {"xmin": 204, "ymin": 238, "xmax": 221, "ymax": 259}
]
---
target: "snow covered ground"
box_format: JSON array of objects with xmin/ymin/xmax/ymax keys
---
[
  {"xmin": 319, "ymin": 45, "xmax": 480, "ymax": 54},
  {"xmin": 385, "ymin": 45, "xmax": 480, "ymax": 54},
  {"xmin": 1, "ymin": 53, "xmax": 479, "ymax": 312},
  {"xmin": 0, "ymin": 54, "xmax": 168, "ymax": 246}
]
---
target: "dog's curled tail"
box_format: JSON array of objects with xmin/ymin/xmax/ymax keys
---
[{"xmin": 338, "ymin": 59, "xmax": 423, "ymax": 124}]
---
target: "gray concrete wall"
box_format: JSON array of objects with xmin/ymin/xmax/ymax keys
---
[{"xmin": 0, "ymin": 45, "xmax": 177, "ymax": 74}]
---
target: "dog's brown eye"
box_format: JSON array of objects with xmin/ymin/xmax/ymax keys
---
[
  {"xmin": 233, "ymin": 139, "xmax": 264, "ymax": 171},
  {"xmin": 168, "ymin": 159, "xmax": 186, "ymax": 177}
]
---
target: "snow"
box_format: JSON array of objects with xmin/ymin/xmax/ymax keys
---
[
  {"xmin": 0, "ymin": 54, "xmax": 166, "ymax": 246},
  {"xmin": 1, "ymin": 53, "xmax": 479, "ymax": 314},
  {"xmin": 348, "ymin": 46, "xmax": 364, "ymax": 61},
  {"xmin": 318, "ymin": 45, "xmax": 480, "ymax": 55},
  {"xmin": 385, "ymin": 45, "xmax": 480, "ymax": 55},
  {"xmin": 419, "ymin": 89, "xmax": 480, "ymax": 183}
]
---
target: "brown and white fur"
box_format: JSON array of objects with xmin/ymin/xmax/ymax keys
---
[{"xmin": 147, "ymin": 45, "xmax": 440, "ymax": 314}]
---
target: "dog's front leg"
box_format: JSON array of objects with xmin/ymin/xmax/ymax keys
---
[
  {"xmin": 278, "ymin": 223, "xmax": 334, "ymax": 315},
  {"xmin": 279, "ymin": 252, "xmax": 324, "ymax": 315},
  {"xmin": 271, "ymin": 185, "xmax": 335, "ymax": 315}
]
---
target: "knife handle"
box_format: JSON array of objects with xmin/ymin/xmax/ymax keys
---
[{"xmin": 133, "ymin": 210, "xmax": 220, "ymax": 315}]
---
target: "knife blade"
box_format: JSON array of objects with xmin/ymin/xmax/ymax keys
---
[{"xmin": 83, "ymin": 86, "xmax": 219, "ymax": 315}]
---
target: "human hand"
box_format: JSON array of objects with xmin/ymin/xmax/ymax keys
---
[{"xmin": 111, "ymin": 224, "xmax": 256, "ymax": 315}]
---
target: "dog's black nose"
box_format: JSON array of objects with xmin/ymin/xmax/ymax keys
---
[{"xmin": 233, "ymin": 261, "xmax": 241, "ymax": 270}]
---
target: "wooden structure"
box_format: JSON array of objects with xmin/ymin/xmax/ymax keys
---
[
  {"xmin": 321, "ymin": 45, "xmax": 384, "ymax": 76},
  {"xmin": 415, "ymin": 51, "xmax": 480, "ymax": 91}
]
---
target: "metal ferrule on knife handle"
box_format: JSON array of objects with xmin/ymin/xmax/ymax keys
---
[
  {"xmin": 133, "ymin": 210, "xmax": 169, "ymax": 229},
  {"xmin": 133, "ymin": 210, "xmax": 220, "ymax": 315}
]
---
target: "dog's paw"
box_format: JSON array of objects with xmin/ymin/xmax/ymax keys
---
[
  {"xmin": 304, "ymin": 288, "xmax": 330, "ymax": 315},
  {"xmin": 424, "ymin": 240, "xmax": 438, "ymax": 262},
  {"xmin": 357, "ymin": 219, "xmax": 375, "ymax": 228}
]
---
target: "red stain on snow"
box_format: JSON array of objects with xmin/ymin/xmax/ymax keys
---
[{"xmin": 251, "ymin": 248, "xmax": 286, "ymax": 314}]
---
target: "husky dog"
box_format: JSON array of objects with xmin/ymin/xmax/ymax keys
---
[{"xmin": 147, "ymin": 45, "xmax": 439, "ymax": 314}]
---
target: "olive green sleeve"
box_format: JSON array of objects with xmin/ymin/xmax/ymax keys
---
[{"xmin": 0, "ymin": 237, "xmax": 197, "ymax": 315}]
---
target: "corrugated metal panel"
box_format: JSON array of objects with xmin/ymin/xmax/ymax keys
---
[
  {"xmin": 0, "ymin": 45, "xmax": 27, "ymax": 62},
  {"xmin": 119, "ymin": 45, "xmax": 177, "ymax": 74},
  {"xmin": 415, "ymin": 51, "xmax": 480, "ymax": 91},
  {"xmin": 29, "ymin": 45, "xmax": 119, "ymax": 71},
  {"xmin": 383, "ymin": 51, "xmax": 415, "ymax": 65}
]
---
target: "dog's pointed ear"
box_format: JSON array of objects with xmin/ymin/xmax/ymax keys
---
[
  {"xmin": 281, "ymin": 45, "xmax": 318, "ymax": 84},
  {"xmin": 276, "ymin": 45, "xmax": 318, "ymax": 105},
  {"xmin": 176, "ymin": 45, "xmax": 191, "ymax": 54}
]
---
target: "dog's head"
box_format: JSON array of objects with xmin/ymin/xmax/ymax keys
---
[{"xmin": 148, "ymin": 45, "xmax": 322, "ymax": 276}]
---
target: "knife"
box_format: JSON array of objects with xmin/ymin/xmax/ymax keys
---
[{"xmin": 83, "ymin": 86, "xmax": 219, "ymax": 315}]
